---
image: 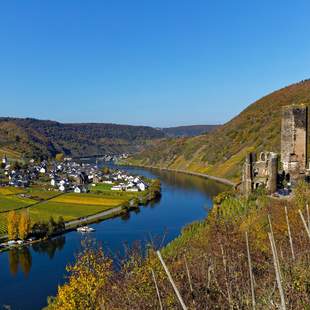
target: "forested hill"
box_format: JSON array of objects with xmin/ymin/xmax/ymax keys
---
[
  {"xmin": 126, "ymin": 79, "xmax": 310, "ymax": 182},
  {"xmin": 161, "ymin": 124, "xmax": 219, "ymax": 137},
  {"xmin": 0, "ymin": 118, "xmax": 165, "ymax": 159}
]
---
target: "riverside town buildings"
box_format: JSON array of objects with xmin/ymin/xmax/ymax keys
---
[{"xmin": 241, "ymin": 104, "xmax": 309, "ymax": 195}]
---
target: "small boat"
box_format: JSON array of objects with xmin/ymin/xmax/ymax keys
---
[{"xmin": 77, "ymin": 226, "xmax": 95, "ymax": 233}]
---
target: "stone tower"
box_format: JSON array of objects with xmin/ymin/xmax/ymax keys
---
[{"xmin": 281, "ymin": 105, "xmax": 308, "ymax": 175}]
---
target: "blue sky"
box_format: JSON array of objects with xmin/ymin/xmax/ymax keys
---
[{"xmin": 0, "ymin": 1, "xmax": 309, "ymax": 127}]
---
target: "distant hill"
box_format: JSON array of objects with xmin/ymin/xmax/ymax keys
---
[
  {"xmin": 126, "ymin": 79, "xmax": 310, "ymax": 182},
  {"xmin": 0, "ymin": 118, "xmax": 165, "ymax": 159},
  {"xmin": 161, "ymin": 125, "xmax": 219, "ymax": 137}
]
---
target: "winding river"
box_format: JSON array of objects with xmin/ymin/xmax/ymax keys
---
[{"xmin": 0, "ymin": 165, "xmax": 228, "ymax": 310}]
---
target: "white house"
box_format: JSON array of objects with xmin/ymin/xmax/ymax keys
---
[
  {"xmin": 102, "ymin": 180, "xmax": 113, "ymax": 184},
  {"xmin": 57, "ymin": 164, "xmax": 63, "ymax": 171},
  {"xmin": 74, "ymin": 186, "xmax": 81, "ymax": 193},
  {"xmin": 111, "ymin": 185, "xmax": 123, "ymax": 191},
  {"xmin": 126, "ymin": 182, "xmax": 135, "ymax": 188},
  {"xmin": 51, "ymin": 179, "xmax": 56, "ymax": 187},
  {"xmin": 40, "ymin": 167, "xmax": 46, "ymax": 174},
  {"xmin": 2, "ymin": 155, "xmax": 7, "ymax": 165},
  {"xmin": 59, "ymin": 184, "xmax": 66, "ymax": 192},
  {"xmin": 137, "ymin": 182, "xmax": 147, "ymax": 191}
]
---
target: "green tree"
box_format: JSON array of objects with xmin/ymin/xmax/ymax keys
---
[{"xmin": 47, "ymin": 217, "xmax": 57, "ymax": 236}]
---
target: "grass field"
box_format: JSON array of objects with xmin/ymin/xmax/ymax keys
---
[
  {"xmin": 29, "ymin": 201, "xmax": 119, "ymax": 223},
  {"xmin": 0, "ymin": 191, "xmax": 128, "ymax": 236},
  {"xmin": 26, "ymin": 188, "xmax": 60, "ymax": 200},
  {"xmin": 0, "ymin": 194, "xmax": 36, "ymax": 213},
  {"xmin": 0, "ymin": 186, "xmax": 148, "ymax": 237},
  {"xmin": 50, "ymin": 193, "xmax": 126, "ymax": 206},
  {"xmin": 90, "ymin": 183, "xmax": 113, "ymax": 192},
  {"xmin": 0, "ymin": 187, "xmax": 26, "ymax": 196}
]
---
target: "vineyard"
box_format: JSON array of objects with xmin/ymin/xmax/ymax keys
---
[
  {"xmin": 47, "ymin": 182, "xmax": 310, "ymax": 309},
  {"xmin": 0, "ymin": 214, "xmax": 7, "ymax": 235},
  {"xmin": 0, "ymin": 195, "xmax": 36, "ymax": 213}
]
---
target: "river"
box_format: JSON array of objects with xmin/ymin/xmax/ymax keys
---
[{"xmin": 0, "ymin": 165, "xmax": 228, "ymax": 310}]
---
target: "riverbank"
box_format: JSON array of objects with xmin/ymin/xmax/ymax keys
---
[
  {"xmin": 47, "ymin": 178, "xmax": 310, "ymax": 309},
  {"xmin": 119, "ymin": 162, "xmax": 236, "ymax": 187},
  {"xmin": 0, "ymin": 204, "xmax": 130, "ymax": 253},
  {"xmin": 0, "ymin": 162, "xmax": 227, "ymax": 310}
]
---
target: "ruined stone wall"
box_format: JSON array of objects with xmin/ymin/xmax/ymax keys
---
[
  {"xmin": 241, "ymin": 152, "xmax": 278, "ymax": 195},
  {"xmin": 267, "ymin": 152, "xmax": 278, "ymax": 193},
  {"xmin": 241, "ymin": 153, "xmax": 254, "ymax": 195}
]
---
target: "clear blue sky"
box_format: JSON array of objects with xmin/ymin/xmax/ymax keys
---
[{"xmin": 0, "ymin": 1, "xmax": 309, "ymax": 127}]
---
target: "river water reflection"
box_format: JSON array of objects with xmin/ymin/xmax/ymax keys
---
[{"xmin": 0, "ymin": 165, "xmax": 228, "ymax": 310}]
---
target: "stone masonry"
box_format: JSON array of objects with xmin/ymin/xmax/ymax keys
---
[
  {"xmin": 241, "ymin": 152, "xmax": 279, "ymax": 195},
  {"xmin": 241, "ymin": 103, "xmax": 309, "ymax": 195},
  {"xmin": 281, "ymin": 104, "xmax": 308, "ymax": 178}
]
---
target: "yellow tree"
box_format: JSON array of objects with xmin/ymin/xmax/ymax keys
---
[
  {"xmin": 7, "ymin": 211, "xmax": 20, "ymax": 240},
  {"xmin": 18, "ymin": 211, "xmax": 31, "ymax": 240},
  {"xmin": 55, "ymin": 153, "xmax": 64, "ymax": 162},
  {"xmin": 48, "ymin": 242, "xmax": 113, "ymax": 310}
]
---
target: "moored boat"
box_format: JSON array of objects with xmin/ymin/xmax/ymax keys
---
[{"xmin": 77, "ymin": 226, "xmax": 95, "ymax": 233}]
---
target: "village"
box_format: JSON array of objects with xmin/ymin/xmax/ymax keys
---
[
  {"xmin": 0, "ymin": 155, "xmax": 161, "ymax": 250},
  {"xmin": 0, "ymin": 155, "xmax": 149, "ymax": 194}
]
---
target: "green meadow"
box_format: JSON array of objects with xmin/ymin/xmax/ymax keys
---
[{"xmin": 0, "ymin": 187, "xmax": 132, "ymax": 236}]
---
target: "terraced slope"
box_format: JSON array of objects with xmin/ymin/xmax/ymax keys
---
[{"xmin": 127, "ymin": 79, "xmax": 310, "ymax": 182}]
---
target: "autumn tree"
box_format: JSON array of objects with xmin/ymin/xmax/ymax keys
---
[
  {"xmin": 7, "ymin": 211, "xmax": 20, "ymax": 240},
  {"xmin": 102, "ymin": 166, "xmax": 110, "ymax": 175},
  {"xmin": 48, "ymin": 241, "xmax": 113, "ymax": 310},
  {"xmin": 18, "ymin": 211, "xmax": 31, "ymax": 240},
  {"xmin": 55, "ymin": 153, "xmax": 64, "ymax": 162}
]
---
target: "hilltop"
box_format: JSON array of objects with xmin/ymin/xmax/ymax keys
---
[
  {"xmin": 0, "ymin": 118, "xmax": 165, "ymax": 160},
  {"xmin": 126, "ymin": 79, "xmax": 310, "ymax": 182},
  {"xmin": 160, "ymin": 124, "xmax": 219, "ymax": 137}
]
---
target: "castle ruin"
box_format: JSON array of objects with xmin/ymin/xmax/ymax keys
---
[
  {"xmin": 281, "ymin": 104, "xmax": 308, "ymax": 178},
  {"xmin": 241, "ymin": 152, "xmax": 278, "ymax": 195},
  {"xmin": 241, "ymin": 104, "xmax": 308, "ymax": 195}
]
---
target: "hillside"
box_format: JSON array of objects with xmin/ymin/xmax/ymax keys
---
[
  {"xmin": 47, "ymin": 186, "xmax": 310, "ymax": 309},
  {"xmin": 126, "ymin": 79, "xmax": 310, "ymax": 182},
  {"xmin": 0, "ymin": 118, "xmax": 165, "ymax": 160},
  {"xmin": 161, "ymin": 124, "xmax": 219, "ymax": 137}
]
